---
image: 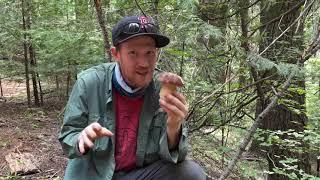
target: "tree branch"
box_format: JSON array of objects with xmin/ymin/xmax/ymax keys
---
[{"xmin": 218, "ymin": 2, "xmax": 318, "ymax": 179}]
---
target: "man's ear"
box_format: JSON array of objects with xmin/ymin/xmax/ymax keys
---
[{"xmin": 110, "ymin": 47, "xmax": 120, "ymax": 62}]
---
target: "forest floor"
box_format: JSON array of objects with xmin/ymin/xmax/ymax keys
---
[
  {"xmin": 0, "ymin": 100, "xmax": 67, "ymax": 179},
  {"xmin": 0, "ymin": 81, "xmax": 67, "ymax": 179},
  {"xmin": 0, "ymin": 81, "xmax": 244, "ymax": 180}
]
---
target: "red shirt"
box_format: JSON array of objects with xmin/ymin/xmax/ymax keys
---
[{"xmin": 114, "ymin": 90, "xmax": 144, "ymax": 172}]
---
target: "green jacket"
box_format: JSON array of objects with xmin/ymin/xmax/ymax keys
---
[{"xmin": 58, "ymin": 63, "xmax": 188, "ymax": 180}]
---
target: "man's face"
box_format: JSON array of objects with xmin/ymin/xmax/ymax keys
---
[{"xmin": 111, "ymin": 36, "xmax": 158, "ymax": 89}]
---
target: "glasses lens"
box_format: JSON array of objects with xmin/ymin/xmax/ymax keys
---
[
  {"xmin": 123, "ymin": 23, "xmax": 140, "ymax": 34},
  {"xmin": 144, "ymin": 24, "xmax": 158, "ymax": 33}
]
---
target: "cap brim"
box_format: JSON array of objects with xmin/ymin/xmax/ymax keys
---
[{"xmin": 117, "ymin": 33, "xmax": 170, "ymax": 48}]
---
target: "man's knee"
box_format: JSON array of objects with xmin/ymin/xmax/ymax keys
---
[{"xmin": 175, "ymin": 160, "xmax": 206, "ymax": 180}]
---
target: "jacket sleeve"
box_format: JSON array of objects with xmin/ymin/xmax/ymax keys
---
[
  {"xmin": 152, "ymin": 70, "xmax": 188, "ymax": 163},
  {"xmin": 158, "ymin": 121, "xmax": 188, "ymax": 163},
  {"xmin": 58, "ymin": 78, "xmax": 89, "ymax": 159}
]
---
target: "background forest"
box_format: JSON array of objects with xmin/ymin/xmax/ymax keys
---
[{"xmin": 0, "ymin": 0, "xmax": 320, "ymax": 179}]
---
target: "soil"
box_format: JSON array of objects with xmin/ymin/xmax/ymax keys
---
[
  {"xmin": 0, "ymin": 80, "xmax": 67, "ymax": 179},
  {"xmin": 0, "ymin": 100, "xmax": 67, "ymax": 180}
]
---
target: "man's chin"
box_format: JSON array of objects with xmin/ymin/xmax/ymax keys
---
[{"xmin": 135, "ymin": 81, "xmax": 152, "ymax": 89}]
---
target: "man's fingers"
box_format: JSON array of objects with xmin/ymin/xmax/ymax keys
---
[
  {"xmin": 81, "ymin": 132, "xmax": 94, "ymax": 149},
  {"xmin": 98, "ymin": 127, "xmax": 114, "ymax": 137},
  {"xmin": 90, "ymin": 122, "xmax": 113, "ymax": 137},
  {"xmin": 78, "ymin": 123, "xmax": 113, "ymax": 155},
  {"xmin": 161, "ymin": 94, "xmax": 188, "ymax": 116},
  {"xmin": 78, "ymin": 136, "xmax": 85, "ymax": 154},
  {"xmin": 85, "ymin": 126, "xmax": 98, "ymax": 141},
  {"xmin": 91, "ymin": 122, "xmax": 102, "ymax": 132},
  {"xmin": 172, "ymin": 92, "xmax": 187, "ymax": 105},
  {"xmin": 159, "ymin": 98, "xmax": 186, "ymax": 119}
]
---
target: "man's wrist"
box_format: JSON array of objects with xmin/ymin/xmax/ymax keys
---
[
  {"xmin": 166, "ymin": 117, "xmax": 182, "ymax": 130},
  {"xmin": 166, "ymin": 118, "xmax": 182, "ymax": 150}
]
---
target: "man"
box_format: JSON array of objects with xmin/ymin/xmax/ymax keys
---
[{"xmin": 59, "ymin": 15, "xmax": 205, "ymax": 180}]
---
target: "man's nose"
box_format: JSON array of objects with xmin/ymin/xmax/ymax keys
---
[{"xmin": 137, "ymin": 56, "xmax": 149, "ymax": 67}]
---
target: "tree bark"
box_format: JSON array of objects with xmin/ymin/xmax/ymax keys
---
[
  {"xmin": 29, "ymin": 44, "xmax": 40, "ymax": 106},
  {"xmin": 93, "ymin": 0, "xmax": 111, "ymax": 62},
  {"xmin": 317, "ymin": 156, "xmax": 320, "ymax": 176},
  {"xmin": 26, "ymin": 0, "xmax": 40, "ymax": 106},
  {"xmin": 0, "ymin": 76, "xmax": 3, "ymax": 98},
  {"xmin": 66, "ymin": 71, "xmax": 71, "ymax": 98},
  {"xmin": 179, "ymin": 41, "xmax": 185, "ymax": 78},
  {"xmin": 238, "ymin": 0, "xmax": 250, "ymax": 87},
  {"xmin": 21, "ymin": 0, "xmax": 31, "ymax": 106},
  {"xmin": 66, "ymin": 60, "xmax": 71, "ymax": 98},
  {"xmin": 219, "ymin": 17, "xmax": 320, "ymax": 178},
  {"xmin": 256, "ymin": 0, "xmax": 311, "ymax": 179},
  {"xmin": 37, "ymin": 73, "xmax": 43, "ymax": 105}
]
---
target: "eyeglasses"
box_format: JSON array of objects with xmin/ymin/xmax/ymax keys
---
[{"xmin": 121, "ymin": 22, "xmax": 159, "ymax": 35}]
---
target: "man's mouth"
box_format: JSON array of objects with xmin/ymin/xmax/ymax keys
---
[{"xmin": 136, "ymin": 71, "xmax": 148, "ymax": 76}]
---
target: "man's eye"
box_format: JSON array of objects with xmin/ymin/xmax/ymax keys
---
[
  {"xmin": 129, "ymin": 51, "xmax": 136, "ymax": 55},
  {"xmin": 147, "ymin": 51, "xmax": 155, "ymax": 55}
]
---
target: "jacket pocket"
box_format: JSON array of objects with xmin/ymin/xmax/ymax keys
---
[{"xmin": 146, "ymin": 109, "xmax": 166, "ymax": 155}]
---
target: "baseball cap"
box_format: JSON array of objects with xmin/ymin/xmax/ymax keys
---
[{"xmin": 112, "ymin": 16, "xmax": 170, "ymax": 48}]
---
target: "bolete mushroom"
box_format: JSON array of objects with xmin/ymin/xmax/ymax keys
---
[
  {"xmin": 160, "ymin": 83, "xmax": 177, "ymax": 99},
  {"xmin": 158, "ymin": 72, "xmax": 184, "ymax": 99}
]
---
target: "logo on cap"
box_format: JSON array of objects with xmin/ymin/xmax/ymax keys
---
[{"xmin": 138, "ymin": 16, "xmax": 149, "ymax": 26}]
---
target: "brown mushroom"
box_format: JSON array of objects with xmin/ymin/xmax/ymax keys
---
[
  {"xmin": 158, "ymin": 72, "xmax": 184, "ymax": 99},
  {"xmin": 160, "ymin": 83, "xmax": 177, "ymax": 99}
]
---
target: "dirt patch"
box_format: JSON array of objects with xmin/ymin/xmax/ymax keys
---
[
  {"xmin": 1, "ymin": 80, "xmax": 26, "ymax": 98},
  {"xmin": 0, "ymin": 101, "xmax": 67, "ymax": 179}
]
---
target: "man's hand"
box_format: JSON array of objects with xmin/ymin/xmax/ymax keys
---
[
  {"xmin": 159, "ymin": 91, "xmax": 188, "ymax": 127},
  {"xmin": 159, "ymin": 72, "xmax": 188, "ymax": 126},
  {"xmin": 158, "ymin": 73, "xmax": 188, "ymax": 149},
  {"xmin": 78, "ymin": 122, "xmax": 113, "ymax": 154}
]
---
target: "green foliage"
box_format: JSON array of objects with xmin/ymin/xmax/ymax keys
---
[
  {"xmin": 0, "ymin": 140, "xmax": 9, "ymax": 149},
  {"xmin": 239, "ymin": 160, "xmax": 266, "ymax": 179},
  {"xmin": 1, "ymin": 176, "xmax": 22, "ymax": 180},
  {"xmin": 0, "ymin": 0, "xmax": 320, "ymax": 179},
  {"xmin": 248, "ymin": 53, "xmax": 302, "ymax": 77}
]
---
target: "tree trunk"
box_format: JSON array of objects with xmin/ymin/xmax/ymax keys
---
[
  {"xmin": 66, "ymin": 71, "xmax": 71, "ymax": 98},
  {"xmin": 66, "ymin": 60, "xmax": 71, "ymax": 98},
  {"xmin": 55, "ymin": 75, "xmax": 59, "ymax": 90},
  {"xmin": 37, "ymin": 73, "xmax": 43, "ymax": 105},
  {"xmin": 21, "ymin": 0, "xmax": 31, "ymax": 106},
  {"xmin": 29, "ymin": 44, "xmax": 40, "ymax": 106},
  {"xmin": 179, "ymin": 41, "xmax": 185, "ymax": 78},
  {"xmin": 26, "ymin": 0, "xmax": 40, "ymax": 107},
  {"xmin": 238, "ymin": 0, "xmax": 250, "ymax": 87},
  {"xmin": 256, "ymin": 1, "xmax": 310, "ymax": 179},
  {"xmin": 317, "ymin": 156, "xmax": 320, "ymax": 176},
  {"xmin": 93, "ymin": 0, "xmax": 111, "ymax": 62},
  {"xmin": 0, "ymin": 76, "xmax": 3, "ymax": 97}
]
